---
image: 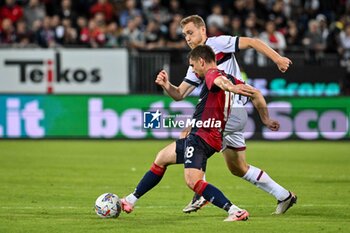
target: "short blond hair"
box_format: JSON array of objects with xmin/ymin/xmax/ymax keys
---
[{"xmin": 180, "ymin": 15, "xmax": 206, "ymax": 29}]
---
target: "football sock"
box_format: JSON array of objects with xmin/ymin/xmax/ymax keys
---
[
  {"xmin": 242, "ymin": 165, "xmax": 290, "ymax": 201},
  {"xmin": 195, "ymin": 174, "xmax": 206, "ymax": 199},
  {"xmin": 132, "ymin": 163, "xmax": 166, "ymax": 199},
  {"xmin": 125, "ymin": 193, "xmax": 138, "ymax": 205},
  {"xmin": 194, "ymin": 180, "xmax": 233, "ymax": 211},
  {"xmin": 228, "ymin": 204, "xmax": 242, "ymax": 214}
]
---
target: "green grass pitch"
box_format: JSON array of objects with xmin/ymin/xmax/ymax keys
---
[{"xmin": 0, "ymin": 140, "xmax": 349, "ymax": 233}]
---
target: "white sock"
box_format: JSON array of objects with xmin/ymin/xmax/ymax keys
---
[
  {"xmin": 242, "ymin": 165, "xmax": 290, "ymax": 201},
  {"xmin": 125, "ymin": 193, "xmax": 138, "ymax": 205},
  {"xmin": 228, "ymin": 204, "xmax": 241, "ymax": 214}
]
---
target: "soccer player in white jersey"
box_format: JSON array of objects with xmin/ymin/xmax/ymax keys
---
[{"xmin": 155, "ymin": 15, "xmax": 296, "ymax": 215}]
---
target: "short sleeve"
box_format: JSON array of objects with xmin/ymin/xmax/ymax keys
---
[
  {"xmin": 183, "ymin": 66, "xmax": 202, "ymax": 87},
  {"xmin": 207, "ymin": 36, "xmax": 240, "ymax": 53}
]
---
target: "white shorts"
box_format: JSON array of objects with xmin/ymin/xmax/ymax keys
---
[{"xmin": 222, "ymin": 97, "xmax": 248, "ymax": 151}]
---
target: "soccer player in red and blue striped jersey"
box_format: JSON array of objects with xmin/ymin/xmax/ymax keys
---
[{"xmin": 121, "ymin": 45, "xmax": 259, "ymax": 222}]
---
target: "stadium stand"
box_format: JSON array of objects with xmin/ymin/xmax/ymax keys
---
[{"xmin": 1, "ymin": 0, "xmax": 350, "ymax": 93}]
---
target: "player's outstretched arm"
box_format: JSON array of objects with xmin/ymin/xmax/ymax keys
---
[
  {"xmin": 238, "ymin": 37, "xmax": 292, "ymax": 73},
  {"xmin": 155, "ymin": 70, "xmax": 196, "ymax": 101},
  {"xmin": 249, "ymin": 89, "xmax": 280, "ymax": 131},
  {"xmin": 213, "ymin": 76, "xmax": 255, "ymax": 97},
  {"xmin": 213, "ymin": 76, "xmax": 280, "ymax": 131}
]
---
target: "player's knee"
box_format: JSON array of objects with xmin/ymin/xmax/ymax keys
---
[
  {"xmin": 154, "ymin": 150, "xmax": 175, "ymax": 167},
  {"xmin": 154, "ymin": 151, "xmax": 165, "ymax": 165}
]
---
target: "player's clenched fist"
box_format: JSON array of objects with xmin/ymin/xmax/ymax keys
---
[
  {"xmin": 276, "ymin": 57, "xmax": 292, "ymax": 73},
  {"xmin": 155, "ymin": 70, "xmax": 169, "ymax": 87},
  {"xmin": 264, "ymin": 119, "xmax": 280, "ymax": 131}
]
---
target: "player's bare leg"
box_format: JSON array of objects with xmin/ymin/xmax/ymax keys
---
[
  {"xmin": 183, "ymin": 173, "xmax": 208, "ymax": 213},
  {"xmin": 222, "ymin": 149, "xmax": 248, "ymax": 177},
  {"xmin": 184, "ymin": 168, "xmax": 249, "ymax": 221},
  {"xmin": 121, "ymin": 142, "xmax": 177, "ymax": 213},
  {"xmin": 183, "ymin": 150, "xmax": 247, "ymax": 213}
]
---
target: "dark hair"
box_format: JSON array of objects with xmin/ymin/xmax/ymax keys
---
[{"xmin": 188, "ymin": 45, "xmax": 216, "ymax": 63}]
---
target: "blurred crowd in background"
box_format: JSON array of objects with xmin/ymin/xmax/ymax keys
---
[{"xmin": 1, "ymin": 0, "xmax": 350, "ymax": 66}]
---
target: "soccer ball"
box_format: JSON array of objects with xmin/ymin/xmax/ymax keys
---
[{"xmin": 95, "ymin": 193, "xmax": 122, "ymax": 218}]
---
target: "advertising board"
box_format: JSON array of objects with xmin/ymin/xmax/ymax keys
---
[
  {"xmin": 0, "ymin": 95, "xmax": 348, "ymax": 140},
  {"xmin": 0, "ymin": 49, "xmax": 128, "ymax": 94}
]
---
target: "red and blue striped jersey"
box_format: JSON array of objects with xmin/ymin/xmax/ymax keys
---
[{"xmin": 191, "ymin": 68, "xmax": 244, "ymax": 151}]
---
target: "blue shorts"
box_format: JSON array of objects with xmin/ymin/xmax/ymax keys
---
[{"xmin": 175, "ymin": 134, "xmax": 216, "ymax": 171}]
